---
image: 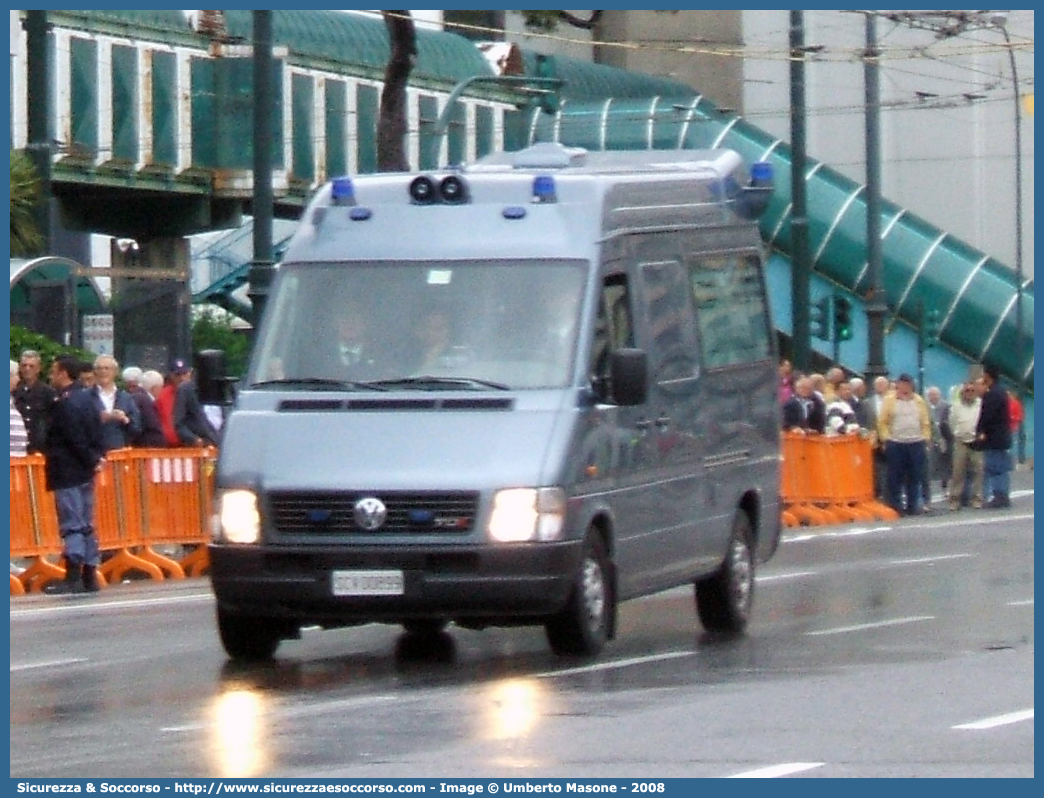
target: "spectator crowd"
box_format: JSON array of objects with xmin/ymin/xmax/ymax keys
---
[
  {"xmin": 10, "ymin": 350, "xmax": 220, "ymax": 594},
  {"xmin": 778, "ymin": 357, "xmax": 1021, "ymax": 517},
  {"xmin": 8, "ymin": 344, "xmax": 1026, "ymax": 590}
]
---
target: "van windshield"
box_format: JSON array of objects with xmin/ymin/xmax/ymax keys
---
[{"xmin": 248, "ymin": 260, "xmax": 587, "ymax": 391}]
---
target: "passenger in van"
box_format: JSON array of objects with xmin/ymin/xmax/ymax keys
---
[
  {"xmin": 411, "ymin": 304, "xmax": 456, "ymax": 373},
  {"xmin": 335, "ymin": 299, "xmax": 381, "ymax": 379}
]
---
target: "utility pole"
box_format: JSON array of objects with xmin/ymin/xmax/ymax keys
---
[
  {"xmin": 789, "ymin": 10, "xmax": 812, "ymax": 373},
  {"xmin": 24, "ymin": 10, "xmax": 52, "ymax": 253},
  {"xmin": 915, "ymin": 300, "xmax": 926, "ymax": 396},
  {"xmin": 996, "ymin": 18, "xmax": 1026, "ymax": 464},
  {"xmin": 248, "ymin": 10, "xmax": 275, "ymax": 335},
  {"xmin": 863, "ymin": 12, "xmax": 888, "ymax": 384}
]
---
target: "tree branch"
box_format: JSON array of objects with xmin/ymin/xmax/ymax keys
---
[
  {"xmin": 557, "ymin": 11, "xmax": 603, "ymax": 30},
  {"xmin": 378, "ymin": 11, "xmax": 417, "ymax": 172}
]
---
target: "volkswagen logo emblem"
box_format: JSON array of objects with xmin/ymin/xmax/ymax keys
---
[{"xmin": 353, "ymin": 497, "xmax": 387, "ymax": 531}]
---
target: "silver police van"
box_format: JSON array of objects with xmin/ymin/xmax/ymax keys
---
[{"xmin": 209, "ymin": 143, "xmax": 782, "ymax": 660}]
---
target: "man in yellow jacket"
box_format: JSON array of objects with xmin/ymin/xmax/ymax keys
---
[{"xmin": 877, "ymin": 373, "xmax": 931, "ymax": 516}]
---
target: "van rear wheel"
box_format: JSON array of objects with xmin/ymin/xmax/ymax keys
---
[
  {"xmin": 545, "ymin": 532, "xmax": 612, "ymax": 657},
  {"xmin": 217, "ymin": 607, "xmax": 283, "ymax": 661},
  {"xmin": 695, "ymin": 511, "xmax": 754, "ymax": 633}
]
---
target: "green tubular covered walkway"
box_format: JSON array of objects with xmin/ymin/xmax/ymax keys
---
[{"xmin": 509, "ymin": 95, "xmax": 1033, "ymax": 402}]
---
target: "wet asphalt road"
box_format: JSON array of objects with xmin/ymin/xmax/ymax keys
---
[{"xmin": 10, "ymin": 481, "xmax": 1034, "ymax": 779}]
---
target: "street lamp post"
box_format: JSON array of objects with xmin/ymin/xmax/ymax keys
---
[
  {"xmin": 248, "ymin": 10, "xmax": 275, "ymax": 334},
  {"xmin": 863, "ymin": 13, "xmax": 888, "ymax": 385},
  {"xmin": 994, "ymin": 17, "xmax": 1026, "ymax": 463}
]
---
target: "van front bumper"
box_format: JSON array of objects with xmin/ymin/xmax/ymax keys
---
[{"xmin": 208, "ymin": 540, "xmax": 583, "ymax": 625}]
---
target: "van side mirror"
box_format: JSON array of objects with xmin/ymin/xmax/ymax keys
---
[
  {"xmin": 609, "ymin": 348, "xmax": 648, "ymax": 406},
  {"xmin": 195, "ymin": 349, "xmax": 229, "ymax": 405}
]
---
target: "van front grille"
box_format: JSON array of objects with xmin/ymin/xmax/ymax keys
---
[{"xmin": 267, "ymin": 491, "xmax": 480, "ymax": 535}]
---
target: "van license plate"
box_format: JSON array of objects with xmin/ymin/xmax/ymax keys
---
[{"xmin": 332, "ymin": 570, "xmax": 404, "ymax": 596}]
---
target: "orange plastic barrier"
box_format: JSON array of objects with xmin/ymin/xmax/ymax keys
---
[
  {"xmin": 10, "ymin": 447, "xmax": 218, "ymax": 594},
  {"xmin": 10, "ymin": 454, "xmax": 65, "ymax": 592},
  {"xmin": 780, "ymin": 432, "xmax": 899, "ymax": 527},
  {"xmin": 779, "ymin": 434, "xmax": 843, "ymax": 526},
  {"xmin": 133, "ymin": 448, "xmax": 216, "ymax": 578},
  {"xmin": 95, "ymin": 450, "xmax": 157, "ymax": 585}
]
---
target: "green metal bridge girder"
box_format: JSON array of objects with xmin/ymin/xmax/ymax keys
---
[
  {"xmin": 515, "ymin": 95, "xmax": 1033, "ymax": 398},
  {"xmin": 19, "ymin": 10, "xmax": 1032, "ymax": 408}
]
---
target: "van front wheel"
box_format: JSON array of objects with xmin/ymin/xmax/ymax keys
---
[
  {"xmin": 545, "ymin": 532, "xmax": 612, "ymax": 657},
  {"xmin": 695, "ymin": 511, "xmax": 754, "ymax": 633},
  {"xmin": 402, "ymin": 618, "xmax": 449, "ymax": 636},
  {"xmin": 217, "ymin": 607, "xmax": 283, "ymax": 661}
]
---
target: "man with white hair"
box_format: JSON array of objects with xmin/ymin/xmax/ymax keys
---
[
  {"xmin": 948, "ymin": 380, "xmax": 983, "ymax": 510},
  {"xmin": 142, "ymin": 369, "xmax": 164, "ymax": 397},
  {"xmin": 823, "ymin": 366, "xmax": 845, "ymax": 403},
  {"xmin": 90, "ymin": 354, "xmax": 141, "ymax": 451},
  {"xmin": 122, "ymin": 365, "xmax": 143, "ymax": 391},
  {"xmin": 781, "ymin": 375, "xmax": 826, "ymax": 434},
  {"xmin": 128, "ymin": 368, "xmax": 167, "ymax": 447},
  {"xmin": 869, "ymin": 374, "xmax": 892, "ymax": 497},
  {"xmin": 849, "ymin": 377, "xmax": 872, "ymax": 433}
]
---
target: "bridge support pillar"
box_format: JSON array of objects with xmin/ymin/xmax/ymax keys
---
[{"xmin": 111, "ymin": 237, "xmax": 193, "ymax": 372}]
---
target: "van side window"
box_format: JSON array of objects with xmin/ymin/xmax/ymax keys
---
[
  {"xmin": 686, "ymin": 252, "xmax": 771, "ymax": 368},
  {"xmin": 591, "ymin": 275, "xmax": 634, "ymax": 385},
  {"xmin": 638, "ymin": 261, "xmax": 700, "ymax": 382}
]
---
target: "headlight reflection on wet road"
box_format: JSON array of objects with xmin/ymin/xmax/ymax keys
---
[{"xmin": 209, "ymin": 687, "xmax": 269, "ymax": 777}]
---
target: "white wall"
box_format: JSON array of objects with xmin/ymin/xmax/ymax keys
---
[
  {"xmin": 503, "ymin": 11, "xmax": 595, "ymax": 61},
  {"xmin": 743, "ymin": 10, "xmax": 1034, "ymax": 277}
]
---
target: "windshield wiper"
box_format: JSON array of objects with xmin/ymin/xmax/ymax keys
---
[
  {"xmin": 368, "ymin": 375, "xmax": 510, "ymax": 391},
  {"xmin": 248, "ymin": 378, "xmax": 388, "ymax": 391}
]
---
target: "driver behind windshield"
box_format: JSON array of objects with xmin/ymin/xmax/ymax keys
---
[{"xmin": 333, "ymin": 295, "xmax": 383, "ymax": 379}]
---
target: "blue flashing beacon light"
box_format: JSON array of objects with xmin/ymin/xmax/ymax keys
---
[
  {"xmin": 532, "ymin": 175, "xmax": 557, "ymax": 203},
  {"xmin": 331, "ymin": 176, "xmax": 356, "ymax": 206},
  {"xmin": 749, "ymin": 161, "xmax": 773, "ymax": 188}
]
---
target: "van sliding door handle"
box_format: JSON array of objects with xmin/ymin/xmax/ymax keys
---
[{"xmin": 655, "ymin": 416, "xmax": 671, "ymax": 428}]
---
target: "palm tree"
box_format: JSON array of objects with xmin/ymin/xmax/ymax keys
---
[{"xmin": 10, "ymin": 149, "xmax": 43, "ymax": 256}]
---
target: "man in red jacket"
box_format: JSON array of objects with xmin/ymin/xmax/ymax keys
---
[
  {"xmin": 153, "ymin": 374, "xmax": 179, "ymax": 448},
  {"xmin": 1007, "ymin": 390, "xmax": 1024, "ymax": 434}
]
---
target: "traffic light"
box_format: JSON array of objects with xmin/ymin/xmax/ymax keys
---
[
  {"xmin": 833, "ymin": 295, "xmax": 853, "ymax": 342},
  {"xmin": 924, "ymin": 308, "xmax": 941, "ymax": 348},
  {"xmin": 810, "ymin": 295, "xmax": 831, "ymax": 341}
]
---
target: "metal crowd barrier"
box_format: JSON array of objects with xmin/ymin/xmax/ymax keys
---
[
  {"xmin": 780, "ymin": 432, "xmax": 898, "ymax": 527},
  {"xmin": 12, "ymin": 435, "xmax": 893, "ymax": 593},
  {"xmin": 10, "ymin": 447, "xmax": 217, "ymax": 594}
]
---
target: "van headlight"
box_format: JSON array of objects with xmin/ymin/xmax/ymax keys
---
[
  {"xmin": 217, "ymin": 489, "xmax": 261, "ymax": 544},
  {"xmin": 488, "ymin": 487, "xmax": 565, "ymax": 543}
]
